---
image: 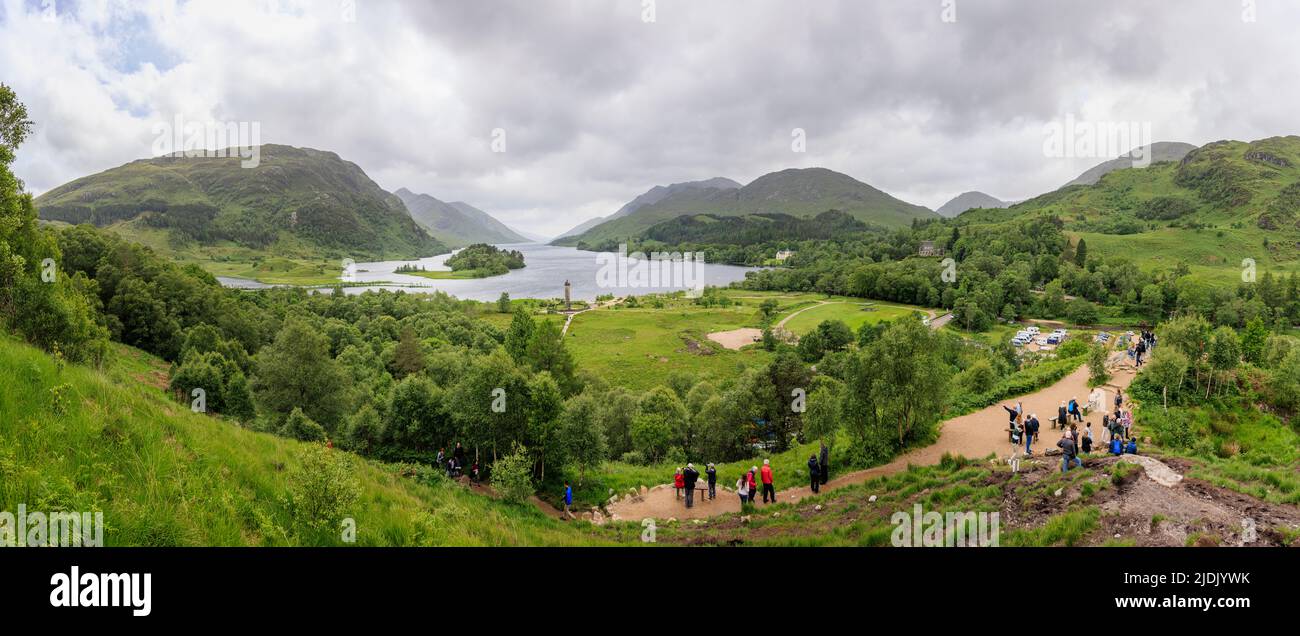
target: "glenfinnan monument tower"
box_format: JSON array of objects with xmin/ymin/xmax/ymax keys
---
[{"xmin": 564, "ymin": 280, "xmax": 571, "ymax": 311}]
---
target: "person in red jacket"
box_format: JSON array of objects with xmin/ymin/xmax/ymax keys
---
[
  {"xmin": 760, "ymin": 459, "xmax": 775, "ymax": 504},
  {"xmin": 673, "ymin": 468, "xmax": 684, "ymax": 499},
  {"xmin": 746, "ymin": 467, "xmax": 758, "ymax": 503}
]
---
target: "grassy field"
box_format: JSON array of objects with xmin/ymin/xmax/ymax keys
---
[
  {"xmin": 779, "ymin": 300, "xmax": 919, "ymax": 335},
  {"xmin": 405, "ymin": 268, "xmax": 492, "ymax": 280},
  {"xmin": 0, "ymin": 336, "xmax": 611, "ymax": 546},
  {"xmin": 564, "ymin": 303, "xmax": 772, "ymax": 391}
]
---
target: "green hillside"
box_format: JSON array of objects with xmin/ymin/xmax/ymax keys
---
[
  {"xmin": 642, "ymin": 209, "xmax": 870, "ymax": 246},
  {"xmin": 34, "ymin": 145, "xmax": 447, "ymax": 283},
  {"xmin": 394, "ymin": 188, "xmax": 528, "ymax": 247},
  {"xmin": 958, "ymin": 136, "xmax": 1300, "ymax": 284},
  {"xmin": 557, "ymin": 167, "xmax": 937, "ymax": 248},
  {"xmin": 0, "ymin": 336, "xmax": 606, "ymax": 547}
]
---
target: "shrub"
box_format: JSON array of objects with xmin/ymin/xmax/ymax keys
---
[
  {"xmin": 491, "ymin": 443, "xmax": 534, "ymax": 504},
  {"xmin": 284, "ymin": 443, "xmax": 361, "ymax": 538},
  {"xmin": 281, "ymin": 407, "xmax": 327, "ymax": 442}
]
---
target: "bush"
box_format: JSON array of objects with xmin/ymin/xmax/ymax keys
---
[
  {"xmin": 284, "ymin": 443, "xmax": 361, "ymax": 538},
  {"xmin": 281, "ymin": 407, "xmax": 327, "ymax": 442},
  {"xmin": 491, "ymin": 443, "xmax": 534, "ymax": 504},
  {"xmin": 618, "ymin": 450, "xmax": 648, "ymax": 466}
]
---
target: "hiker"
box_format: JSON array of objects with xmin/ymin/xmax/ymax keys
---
[
  {"xmin": 1025, "ymin": 413, "xmax": 1040, "ymax": 456},
  {"xmin": 1008, "ymin": 419, "xmax": 1023, "ymax": 472},
  {"xmin": 1057, "ymin": 431, "xmax": 1081, "ymax": 472},
  {"xmin": 471, "ymin": 460, "xmax": 480, "ymax": 482},
  {"xmin": 706, "ymin": 463, "xmax": 717, "ymax": 500},
  {"xmin": 446, "ymin": 457, "xmax": 456, "ymax": 479},
  {"xmin": 819, "ymin": 442, "xmax": 830, "ymax": 485},
  {"xmin": 1069, "ymin": 423, "xmax": 1080, "ymax": 457},
  {"xmin": 1002, "ymin": 403, "xmax": 1019, "ymax": 427},
  {"xmin": 1082, "ymin": 423, "xmax": 1094, "ymax": 455},
  {"xmin": 1056, "ymin": 401, "xmax": 1068, "ymax": 429},
  {"xmin": 1122, "ymin": 410, "xmax": 1133, "ymax": 438},
  {"xmin": 747, "ymin": 467, "xmax": 758, "ymax": 503},
  {"xmin": 1126, "ymin": 437, "xmax": 1139, "ymax": 455},
  {"xmin": 736, "ymin": 473, "xmax": 750, "ymax": 505},
  {"xmin": 682, "ymin": 463, "xmax": 700, "ymax": 508},
  {"xmin": 807, "ymin": 455, "xmax": 821, "ymax": 494},
  {"xmin": 436, "ymin": 448, "xmax": 445, "ymax": 468},
  {"xmin": 1109, "ymin": 436, "xmax": 1124, "ymax": 456},
  {"xmin": 673, "ymin": 468, "xmax": 684, "ymax": 500},
  {"xmin": 760, "ymin": 459, "xmax": 775, "ymax": 504},
  {"xmin": 563, "ymin": 481, "xmax": 574, "ymax": 520},
  {"xmin": 1112, "ymin": 417, "xmax": 1125, "ymax": 445},
  {"xmin": 454, "ymin": 442, "xmax": 467, "ymax": 469},
  {"xmin": 1068, "ymin": 397, "xmax": 1083, "ymax": 423},
  {"xmin": 1115, "ymin": 389, "xmax": 1123, "ymax": 410}
]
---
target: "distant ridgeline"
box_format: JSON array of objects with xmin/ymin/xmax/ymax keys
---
[
  {"xmin": 34, "ymin": 144, "xmax": 446, "ymax": 259},
  {"xmin": 445, "ymin": 243, "xmax": 526, "ymax": 276}
]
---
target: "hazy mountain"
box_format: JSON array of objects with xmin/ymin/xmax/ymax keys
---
[
  {"xmin": 394, "ymin": 189, "xmax": 529, "ymax": 247},
  {"xmin": 554, "ymin": 216, "xmax": 607, "ymax": 239},
  {"xmin": 935, "ymin": 191, "xmax": 1010, "ymax": 217},
  {"xmin": 35, "ymin": 144, "xmax": 446, "ymax": 258},
  {"xmin": 1063, "ymin": 141, "xmax": 1197, "ymax": 188},
  {"xmin": 557, "ymin": 167, "xmax": 936, "ymax": 247}
]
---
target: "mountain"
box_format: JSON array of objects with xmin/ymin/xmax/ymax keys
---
[
  {"xmin": 556, "ymin": 168, "xmax": 936, "ymax": 247},
  {"xmin": 1063, "ymin": 141, "xmax": 1197, "ymax": 188},
  {"xmin": 394, "ymin": 189, "xmax": 529, "ymax": 247},
  {"xmin": 935, "ymin": 191, "xmax": 1010, "ymax": 217},
  {"xmin": 34, "ymin": 144, "xmax": 446, "ymax": 259},
  {"xmin": 955, "ymin": 136, "xmax": 1300, "ymax": 281},
  {"xmin": 554, "ymin": 216, "xmax": 607, "ymax": 239},
  {"xmin": 643, "ymin": 209, "xmax": 871, "ymax": 246},
  {"xmin": 511, "ymin": 228, "xmax": 550, "ymax": 243}
]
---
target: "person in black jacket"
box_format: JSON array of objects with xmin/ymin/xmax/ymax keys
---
[
  {"xmin": 705, "ymin": 463, "xmax": 717, "ymax": 500},
  {"xmin": 1057, "ymin": 432, "xmax": 1081, "ymax": 472},
  {"xmin": 818, "ymin": 442, "xmax": 830, "ymax": 485},
  {"xmin": 682, "ymin": 463, "xmax": 700, "ymax": 508},
  {"xmin": 1057, "ymin": 401, "xmax": 1068, "ymax": 430},
  {"xmin": 807, "ymin": 455, "xmax": 821, "ymax": 493}
]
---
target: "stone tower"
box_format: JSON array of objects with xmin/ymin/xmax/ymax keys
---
[{"xmin": 564, "ymin": 279, "xmax": 571, "ymax": 311}]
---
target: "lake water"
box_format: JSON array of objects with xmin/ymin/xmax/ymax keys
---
[{"xmin": 219, "ymin": 243, "xmax": 759, "ymax": 302}]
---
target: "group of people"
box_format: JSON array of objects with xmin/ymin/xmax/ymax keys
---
[
  {"xmin": 1128, "ymin": 330, "xmax": 1156, "ymax": 367},
  {"xmin": 672, "ymin": 443, "xmax": 832, "ymax": 510},
  {"xmin": 436, "ymin": 443, "xmax": 475, "ymax": 480},
  {"xmin": 1006, "ymin": 387, "xmax": 1140, "ymax": 474},
  {"xmin": 673, "ymin": 462, "xmax": 717, "ymax": 508}
]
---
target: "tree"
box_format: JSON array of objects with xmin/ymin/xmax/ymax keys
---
[
  {"xmin": 802, "ymin": 382, "xmax": 843, "ymax": 451},
  {"xmin": 390, "ymin": 326, "xmax": 425, "ymax": 378},
  {"xmin": 526, "ymin": 372, "xmax": 565, "ymax": 481},
  {"xmin": 1087, "ymin": 342, "xmax": 1111, "ymax": 387},
  {"xmin": 253, "ymin": 318, "xmax": 350, "ymax": 431},
  {"xmin": 1066, "ymin": 298, "xmax": 1099, "ymax": 325},
  {"xmin": 1074, "ymin": 238, "xmax": 1088, "ymax": 267},
  {"xmin": 1268, "ymin": 348, "xmax": 1300, "ymax": 412},
  {"xmin": 816, "ymin": 319, "xmax": 854, "ymax": 352},
  {"xmin": 285, "ymin": 443, "xmax": 360, "ymax": 537},
  {"xmin": 1143, "ymin": 348, "xmax": 1188, "ymax": 412},
  {"xmin": 559, "ymin": 393, "xmax": 607, "ymax": 485},
  {"xmin": 1207, "ymin": 326, "xmax": 1241, "ymax": 397},
  {"xmin": 759, "ymin": 299, "xmax": 779, "ymax": 324},
  {"xmin": 1241, "ymin": 317, "xmax": 1269, "ymax": 366},
  {"xmin": 282, "ymin": 407, "xmax": 327, "ymax": 442},
  {"xmin": 524, "ymin": 318, "xmax": 578, "ymax": 394},
  {"xmin": 491, "ymin": 443, "xmax": 534, "ymax": 504},
  {"xmin": 504, "ymin": 307, "xmax": 535, "ymax": 362},
  {"xmin": 852, "ymin": 319, "xmax": 949, "ymax": 449},
  {"xmin": 496, "ymin": 292, "xmax": 511, "ymax": 314}
]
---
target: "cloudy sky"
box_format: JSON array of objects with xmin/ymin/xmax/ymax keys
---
[{"xmin": 3, "ymin": 0, "xmax": 1298, "ymax": 236}]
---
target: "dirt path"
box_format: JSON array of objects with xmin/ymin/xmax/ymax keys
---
[
  {"xmin": 561, "ymin": 297, "xmax": 623, "ymax": 336},
  {"xmin": 707, "ymin": 328, "xmax": 762, "ymax": 350},
  {"xmin": 606, "ymin": 362, "xmax": 1136, "ymax": 523}
]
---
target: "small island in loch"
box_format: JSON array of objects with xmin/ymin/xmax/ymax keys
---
[{"xmin": 400, "ymin": 243, "xmax": 526, "ymax": 279}]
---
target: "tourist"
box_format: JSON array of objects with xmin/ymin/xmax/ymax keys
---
[
  {"xmin": 1057, "ymin": 431, "xmax": 1081, "ymax": 472},
  {"xmin": 454, "ymin": 442, "xmax": 467, "ymax": 471},
  {"xmin": 563, "ymin": 481, "xmax": 574, "ymax": 520},
  {"xmin": 807, "ymin": 455, "xmax": 821, "ymax": 494},
  {"xmin": 1025, "ymin": 413, "xmax": 1039, "ymax": 456},
  {"xmin": 1109, "ymin": 435, "xmax": 1124, "ymax": 456},
  {"xmin": 1008, "ymin": 419, "xmax": 1023, "ymax": 472},
  {"xmin": 1082, "ymin": 423, "xmax": 1094, "ymax": 455},
  {"xmin": 737, "ymin": 473, "xmax": 750, "ymax": 505},
  {"xmin": 1126, "ymin": 437, "xmax": 1139, "ymax": 455},
  {"xmin": 706, "ymin": 463, "xmax": 717, "ymax": 500},
  {"xmin": 760, "ymin": 459, "xmax": 775, "ymax": 504},
  {"xmin": 1057, "ymin": 401, "xmax": 1068, "ymax": 429},
  {"xmin": 747, "ymin": 467, "xmax": 758, "ymax": 503},
  {"xmin": 436, "ymin": 448, "xmax": 445, "ymax": 469},
  {"xmin": 682, "ymin": 463, "xmax": 700, "ymax": 509},
  {"xmin": 1002, "ymin": 403, "xmax": 1019, "ymax": 427},
  {"xmin": 819, "ymin": 442, "xmax": 830, "ymax": 485},
  {"xmin": 1068, "ymin": 397, "xmax": 1083, "ymax": 423},
  {"xmin": 673, "ymin": 468, "xmax": 684, "ymax": 500},
  {"xmin": 1115, "ymin": 389, "xmax": 1123, "ymax": 410},
  {"xmin": 1069, "ymin": 423, "xmax": 1080, "ymax": 457}
]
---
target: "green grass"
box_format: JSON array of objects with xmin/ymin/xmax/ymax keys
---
[
  {"xmin": 0, "ymin": 336, "xmax": 610, "ymax": 546},
  {"xmin": 778, "ymin": 301, "xmax": 918, "ymax": 335},
  {"xmin": 405, "ymin": 268, "xmax": 498, "ymax": 280},
  {"xmin": 563, "ymin": 304, "xmax": 773, "ymax": 391}
]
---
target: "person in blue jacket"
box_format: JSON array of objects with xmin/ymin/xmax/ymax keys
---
[
  {"xmin": 1110, "ymin": 436, "xmax": 1124, "ymax": 456},
  {"xmin": 563, "ymin": 481, "xmax": 574, "ymax": 520},
  {"xmin": 1126, "ymin": 437, "xmax": 1138, "ymax": 454}
]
